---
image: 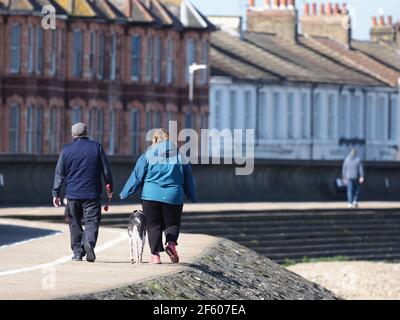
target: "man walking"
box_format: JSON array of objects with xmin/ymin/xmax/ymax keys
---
[
  {"xmin": 342, "ymin": 149, "xmax": 365, "ymax": 208},
  {"xmin": 52, "ymin": 123, "xmax": 113, "ymax": 262}
]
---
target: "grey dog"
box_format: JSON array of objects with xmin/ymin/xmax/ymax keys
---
[{"xmin": 127, "ymin": 210, "xmax": 147, "ymax": 265}]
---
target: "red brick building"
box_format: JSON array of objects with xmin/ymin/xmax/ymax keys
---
[{"xmin": 0, "ymin": 0, "xmax": 214, "ymax": 156}]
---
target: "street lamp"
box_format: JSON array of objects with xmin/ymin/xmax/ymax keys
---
[{"xmin": 188, "ymin": 63, "xmax": 207, "ymax": 129}]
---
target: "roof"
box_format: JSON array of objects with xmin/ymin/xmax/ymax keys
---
[
  {"xmin": 211, "ymin": 29, "xmax": 400, "ymax": 88},
  {"xmin": 1, "ymin": 0, "xmax": 215, "ymax": 30}
]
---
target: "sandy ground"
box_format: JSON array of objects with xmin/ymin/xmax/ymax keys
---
[{"xmin": 288, "ymin": 261, "xmax": 400, "ymax": 300}]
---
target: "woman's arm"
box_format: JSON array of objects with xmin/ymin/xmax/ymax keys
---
[
  {"xmin": 183, "ymin": 163, "xmax": 196, "ymax": 203},
  {"xmin": 119, "ymin": 154, "xmax": 148, "ymax": 200}
]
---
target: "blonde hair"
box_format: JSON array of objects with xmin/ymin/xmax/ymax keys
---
[{"xmin": 152, "ymin": 128, "xmax": 170, "ymax": 145}]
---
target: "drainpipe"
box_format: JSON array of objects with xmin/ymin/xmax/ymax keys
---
[
  {"xmin": 310, "ymin": 84, "xmax": 316, "ymax": 160},
  {"xmin": 255, "ymin": 81, "xmax": 262, "ymax": 147}
]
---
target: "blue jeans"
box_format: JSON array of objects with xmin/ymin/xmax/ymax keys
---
[{"xmin": 347, "ymin": 179, "xmax": 360, "ymax": 204}]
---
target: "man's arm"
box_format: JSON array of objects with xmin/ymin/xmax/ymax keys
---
[
  {"xmin": 99, "ymin": 144, "xmax": 114, "ymax": 193},
  {"xmin": 359, "ymin": 161, "xmax": 365, "ymax": 183},
  {"xmin": 342, "ymin": 159, "xmax": 347, "ymax": 180},
  {"xmin": 52, "ymin": 150, "xmax": 65, "ymax": 207}
]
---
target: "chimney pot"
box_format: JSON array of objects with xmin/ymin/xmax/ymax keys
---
[
  {"xmin": 326, "ymin": 3, "xmax": 332, "ymax": 16},
  {"xmin": 288, "ymin": 0, "xmax": 295, "ymax": 9},
  {"xmin": 264, "ymin": 0, "xmax": 271, "ymax": 9},
  {"xmin": 311, "ymin": 3, "xmax": 317, "ymax": 15},
  {"xmin": 372, "ymin": 16, "xmax": 377, "ymax": 27},
  {"xmin": 320, "ymin": 3, "xmax": 325, "ymax": 15},
  {"xmin": 334, "ymin": 3, "xmax": 340, "ymax": 15},
  {"xmin": 341, "ymin": 3, "xmax": 348, "ymax": 15},
  {"xmin": 249, "ymin": 0, "xmax": 255, "ymax": 7},
  {"xmin": 272, "ymin": 0, "xmax": 279, "ymax": 9},
  {"xmin": 279, "ymin": 0, "xmax": 287, "ymax": 9},
  {"xmin": 379, "ymin": 15, "xmax": 385, "ymax": 26},
  {"xmin": 388, "ymin": 15, "xmax": 393, "ymax": 25},
  {"xmin": 304, "ymin": 3, "xmax": 310, "ymax": 15}
]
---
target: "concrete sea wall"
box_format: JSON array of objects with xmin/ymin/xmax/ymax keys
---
[{"xmin": 1, "ymin": 155, "xmax": 400, "ymax": 205}]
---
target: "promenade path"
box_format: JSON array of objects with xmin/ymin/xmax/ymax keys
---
[{"xmin": 0, "ymin": 216, "xmax": 218, "ymax": 300}]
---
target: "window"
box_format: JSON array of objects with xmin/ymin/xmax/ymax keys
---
[
  {"xmin": 9, "ymin": 105, "xmax": 20, "ymax": 154},
  {"xmin": 35, "ymin": 106, "xmax": 43, "ymax": 154},
  {"xmin": 146, "ymin": 111, "xmax": 152, "ymax": 132},
  {"xmin": 109, "ymin": 109, "xmax": 116, "ymax": 155},
  {"xmin": 327, "ymin": 94, "xmax": 335, "ymax": 140},
  {"xmin": 110, "ymin": 33, "xmax": 117, "ymax": 80},
  {"xmin": 339, "ymin": 94, "xmax": 348, "ymax": 138},
  {"xmin": 153, "ymin": 111, "xmax": 161, "ymax": 128},
  {"xmin": 49, "ymin": 30, "xmax": 57, "ymax": 76},
  {"xmin": 146, "ymin": 36, "xmax": 153, "ymax": 81},
  {"xmin": 72, "ymin": 30, "xmax": 83, "ymax": 77},
  {"xmin": 153, "ymin": 37, "xmax": 162, "ymax": 83},
  {"xmin": 36, "ymin": 26, "xmax": 44, "ymax": 74},
  {"xmin": 185, "ymin": 39, "xmax": 196, "ymax": 83},
  {"xmin": 200, "ymin": 40, "xmax": 208, "ymax": 84},
  {"xmin": 301, "ymin": 93, "xmax": 309, "ymax": 139},
  {"xmin": 313, "ymin": 93, "xmax": 322, "ymax": 140},
  {"xmin": 214, "ymin": 90, "xmax": 222, "ymax": 129},
  {"xmin": 229, "ymin": 91, "xmax": 237, "ymax": 130},
  {"xmin": 201, "ymin": 113, "xmax": 208, "ymax": 129},
  {"xmin": 72, "ymin": 107, "xmax": 81, "ymax": 125},
  {"xmin": 390, "ymin": 96, "xmax": 398, "ymax": 141},
  {"xmin": 131, "ymin": 35, "xmax": 141, "ymax": 81},
  {"xmin": 26, "ymin": 105, "xmax": 33, "ymax": 154},
  {"xmin": 350, "ymin": 95, "xmax": 361, "ymax": 138},
  {"xmin": 49, "ymin": 107, "xmax": 58, "ymax": 154},
  {"xmin": 27, "ymin": 25, "xmax": 34, "ymax": 74},
  {"xmin": 366, "ymin": 96, "xmax": 374, "ymax": 140},
  {"xmin": 287, "ymin": 92, "xmax": 295, "ymax": 139},
  {"xmin": 244, "ymin": 91, "xmax": 252, "ymax": 130},
  {"xmin": 130, "ymin": 110, "xmax": 140, "ymax": 155},
  {"xmin": 89, "ymin": 108, "xmax": 103, "ymax": 143},
  {"xmin": 258, "ymin": 91, "xmax": 267, "ymax": 140},
  {"xmin": 273, "ymin": 92, "xmax": 282, "ymax": 139},
  {"xmin": 98, "ymin": 33, "xmax": 105, "ymax": 79},
  {"xmin": 166, "ymin": 38, "xmax": 174, "ymax": 84},
  {"xmin": 10, "ymin": 24, "xmax": 21, "ymax": 73},
  {"xmin": 89, "ymin": 32, "xmax": 96, "ymax": 77}
]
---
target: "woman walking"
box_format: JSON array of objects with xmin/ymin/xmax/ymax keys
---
[{"xmin": 119, "ymin": 129, "xmax": 196, "ymax": 264}]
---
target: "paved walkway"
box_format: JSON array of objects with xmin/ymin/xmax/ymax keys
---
[
  {"xmin": 0, "ymin": 218, "xmax": 218, "ymax": 300},
  {"xmin": 0, "ymin": 201, "xmax": 399, "ymax": 219}
]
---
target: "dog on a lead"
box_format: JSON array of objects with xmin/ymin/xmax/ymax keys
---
[{"xmin": 127, "ymin": 210, "xmax": 147, "ymax": 265}]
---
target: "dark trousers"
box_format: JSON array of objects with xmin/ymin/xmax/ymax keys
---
[
  {"xmin": 347, "ymin": 179, "xmax": 361, "ymax": 204},
  {"xmin": 67, "ymin": 199, "xmax": 101, "ymax": 256},
  {"xmin": 142, "ymin": 200, "xmax": 183, "ymax": 255}
]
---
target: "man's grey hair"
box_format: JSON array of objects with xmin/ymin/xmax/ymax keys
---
[{"xmin": 71, "ymin": 122, "xmax": 88, "ymax": 138}]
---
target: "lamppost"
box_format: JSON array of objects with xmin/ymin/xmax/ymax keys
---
[{"xmin": 188, "ymin": 63, "xmax": 207, "ymax": 129}]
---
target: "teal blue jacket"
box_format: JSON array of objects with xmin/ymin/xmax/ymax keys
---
[{"xmin": 119, "ymin": 140, "xmax": 196, "ymax": 205}]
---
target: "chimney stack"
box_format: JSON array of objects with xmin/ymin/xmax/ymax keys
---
[
  {"xmin": 249, "ymin": 0, "xmax": 255, "ymax": 7},
  {"xmin": 247, "ymin": 0, "xmax": 298, "ymax": 43},
  {"xmin": 301, "ymin": 1, "xmax": 352, "ymax": 48},
  {"xmin": 371, "ymin": 14, "xmax": 396, "ymax": 43}
]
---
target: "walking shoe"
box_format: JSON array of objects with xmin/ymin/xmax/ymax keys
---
[
  {"xmin": 72, "ymin": 254, "xmax": 83, "ymax": 261},
  {"xmin": 165, "ymin": 242, "xmax": 179, "ymax": 263},
  {"xmin": 84, "ymin": 243, "xmax": 96, "ymax": 263},
  {"xmin": 352, "ymin": 202, "xmax": 359, "ymax": 208},
  {"xmin": 347, "ymin": 203, "xmax": 353, "ymax": 208},
  {"xmin": 149, "ymin": 254, "xmax": 161, "ymax": 264}
]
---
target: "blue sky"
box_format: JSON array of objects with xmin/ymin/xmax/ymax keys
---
[{"xmin": 191, "ymin": 0, "xmax": 400, "ymax": 40}]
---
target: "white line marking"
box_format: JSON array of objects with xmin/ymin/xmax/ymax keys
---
[{"xmin": 0, "ymin": 232, "xmax": 128, "ymax": 277}]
